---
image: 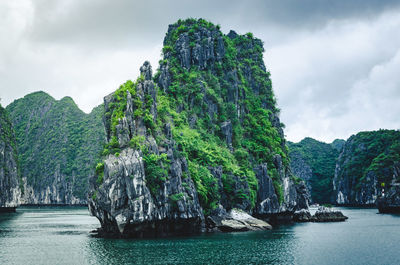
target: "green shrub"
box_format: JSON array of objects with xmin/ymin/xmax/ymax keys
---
[
  {"xmin": 95, "ymin": 162, "xmax": 104, "ymax": 175},
  {"xmin": 162, "ymin": 45, "xmax": 173, "ymax": 54},
  {"xmin": 273, "ymin": 180, "xmax": 284, "ymax": 204},
  {"xmin": 96, "ymin": 172, "xmax": 104, "ymax": 185},
  {"xmin": 143, "ymin": 153, "xmax": 170, "ymax": 197},
  {"xmin": 92, "ymin": 191, "xmax": 97, "ymax": 201},
  {"xmin": 129, "ymin": 135, "xmax": 145, "ymax": 149},
  {"xmin": 169, "ymin": 192, "xmax": 185, "ymax": 202}
]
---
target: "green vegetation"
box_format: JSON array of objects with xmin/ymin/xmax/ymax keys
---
[
  {"xmin": 143, "ymin": 153, "xmax": 169, "ymax": 197},
  {"xmin": 338, "ymin": 130, "xmax": 400, "ymax": 189},
  {"xmin": 95, "ymin": 162, "xmax": 104, "ymax": 185},
  {"xmin": 288, "ymin": 138, "xmax": 340, "ymax": 203},
  {"xmin": 169, "ymin": 192, "xmax": 185, "ymax": 202},
  {"xmin": 0, "ymin": 104, "xmax": 18, "ymax": 160},
  {"xmin": 6, "ymin": 92, "xmax": 105, "ymax": 200},
  {"xmin": 92, "ymin": 191, "xmax": 97, "ymax": 201},
  {"xmin": 0, "ymin": 104, "xmax": 23, "ymax": 193}
]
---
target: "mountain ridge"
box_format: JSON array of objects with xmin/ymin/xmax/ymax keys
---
[{"xmin": 6, "ymin": 91, "xmax": 105, "ymax": 204}]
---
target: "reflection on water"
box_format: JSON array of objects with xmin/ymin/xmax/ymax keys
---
[
  {"xmin": 87, "ymin": 230, "xmax": 296, "ymax": 264},
  {"xmin": 0, "ymin": 207, "xmax": 400, "ymax": 264}
]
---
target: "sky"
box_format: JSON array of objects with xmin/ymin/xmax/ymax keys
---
[{"xmin": 1, "ymin": 0, "xmax": 400, "ymax": 143}]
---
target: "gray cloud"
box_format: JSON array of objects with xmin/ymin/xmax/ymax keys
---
[
  {"xmin": 1, "ymin": 0, "xmax": 399, "ymax": 143},
  {"xmin": 27, "ymin": 0, "xmax": 400, "ymax": 46}
]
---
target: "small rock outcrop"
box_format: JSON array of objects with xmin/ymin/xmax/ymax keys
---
[
  {"xmin": 0, "ymin": 105, "xmax": 20, "ymax": 211},
  {"xmin": 206, "ymin": 206, "xmax": 271, "ymax": 232},
  {"xmin": 293, "ymin": 209, "xmax": 312, "ymax": 222},
  {"xmin": 293, "ymin": 207, "xmax": 348, "ymax": 222},
  {"xmin": 311, "ymin": 206, "xmax": 348, "ymax": 222}
]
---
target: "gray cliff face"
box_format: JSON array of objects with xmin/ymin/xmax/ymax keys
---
[
  {"xmin": 332, "ymin": 139, "xmax": 377, "ymax": 205},
  {"xmin": 7, "ymin": 92, "xmax": 104, "ymax": 205},
  {"xmin": 288, "ymin": 138, "xmax": 340, "ymax": 204},
  {"xmin": 332, "ymin": 131, "xmax": 400, "ymax": 205},
  {"xmin": 0, "ymin": 105, "xmax": 20, "ymax": 208},
  {"xmin": 20, "ymin": 171, "xmax": 84, "ymax": 205},
  {"xmin": 333, "ymin": 152, "xmax": 380, "ymax": 206},
  {"xmin": 254, "ymin": 157, "xmax": 309, "ymax": 218},
  {"xmin": 254, "ymin": 164, "xmax": 279, "ymax": 214},
  {"xmin": 288, "ymin": 153, "xmax": 313, "ymax": 199},
  {"xmin": 158, "ymin": 22, "xmax": 307, "ymax": 216},
  {"xmin": 89, "ymin": 63, "xmax": 204, "ymax": 236},
  {"xmin": 89, "ymin": 148, "xmax": 203, "ymax": 236}
]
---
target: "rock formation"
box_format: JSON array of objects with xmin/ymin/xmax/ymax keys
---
[
  {"xmin": 0, "ymin": 104, "xmax": 20, "ymax": 211},
  {"xmin": 311, "ymin": 206, "xmax": 348, "ymax": 222},
  {"xmin": 89, "ymin": 62, "xmax": 204, "ymax": 237},
  {"xmin": 89, "ymin": 19, "xmax": 309, "ymax": 237},
  {"xmin": 206, "ymin": 207, "xmax": 272, "ymax": 232},
  {"xmin": 293, "ymin": 209, "xmax": 312, "ymax": 222},
  {"xmin": 6, "ymin": 92, "xmax": 104, "ymax": 205},
  {"xmin": 293, "ymin": 207, "xmax": 348, "ymax": 222},
  {"xmin": 333, "ymin": 130, "xmax": 400, "ymax": 206}
]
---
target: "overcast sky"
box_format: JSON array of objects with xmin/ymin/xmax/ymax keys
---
[{"xmin": 1, "ymin": 0, "xmax": 400, "ymax": 143}]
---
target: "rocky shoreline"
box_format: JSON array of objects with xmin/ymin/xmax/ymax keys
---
[{"xmin": 89, "ymin": 205, "xmax": 351, "ymax": 238}]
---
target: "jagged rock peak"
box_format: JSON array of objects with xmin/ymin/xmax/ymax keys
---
[
  {"xmin": 161, "ymin": 18, "xmax": 225, "ymax": 71},
  {"xmin": 140, "ymin": 61, "xmax": 152, "ymax": 80},
  {"xmin": 227, "ymin": 30, "xmax": 238, "ymax": 39}
]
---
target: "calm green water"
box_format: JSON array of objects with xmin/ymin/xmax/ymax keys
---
[{"xmin": 0, "ymin": 207, "xmax": 399, "ymax": 265}]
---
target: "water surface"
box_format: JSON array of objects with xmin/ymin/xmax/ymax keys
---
[{"xmin": 0, "ymin": 207, "xmax": 399, "ymax": 264}]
